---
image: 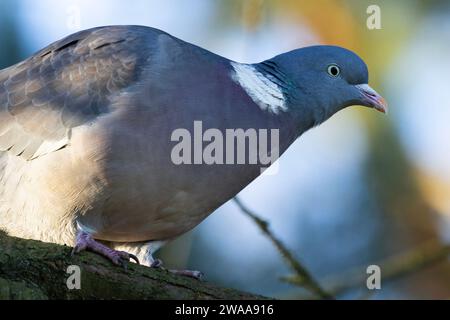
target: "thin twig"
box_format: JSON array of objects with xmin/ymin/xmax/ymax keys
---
[
  {"xmin": 327, "ymin": 241, "xmax": 450, "ymax": 295},
  {"xmin": 232, "ymin": 197, "xmax": 334, "ymax": 300},
  {"xmin": 281, "ymin": 240, "xmax": 450, "ymax": 296}
]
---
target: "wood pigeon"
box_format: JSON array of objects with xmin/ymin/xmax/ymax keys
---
[{"xmin": 0, "ymin": 26, "xmax": 386, "ymax": 278}]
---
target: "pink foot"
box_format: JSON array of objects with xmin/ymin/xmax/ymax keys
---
[
  {"xmin": 72, "ymin": 231, "xmax": 139, "ymax": 269},
  {"xmin": 168, "ymin": 269, "xmax": 204, "ymax": 280},
  {"xmin": 150, "ymin": 259, "xmax": 203, "ymax": 280}
]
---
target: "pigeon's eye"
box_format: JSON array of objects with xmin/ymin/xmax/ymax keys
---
[{"xmin": 327, "ymin": 65, "xmax": 340, "ymax": 77}]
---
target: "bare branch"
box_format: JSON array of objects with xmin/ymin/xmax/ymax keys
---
[
  {"xmin": 233, "ymin": 197, "xmax": 333, "ymax": 300},
  {"xmin": 282, "ymin": 240, "xmax": 450, "ymax": 296}
]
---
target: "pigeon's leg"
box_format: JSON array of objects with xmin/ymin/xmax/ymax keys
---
[
  {"xmin": 72, "ymin": 231, "xmax": 139, "ymax": 269},
  {"xmin": 107, "ymin": 241, "xmax": 203, "ymax": 279},
  {"xmin": 113, "ymin": 241, "xmax": 203, "ymax": 280}
]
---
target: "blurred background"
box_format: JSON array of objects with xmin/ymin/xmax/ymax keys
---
[{"xmin": 1, "ymin": 0, "xmax": 449, "ymax": 299}]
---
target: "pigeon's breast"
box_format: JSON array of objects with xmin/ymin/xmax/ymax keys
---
[
  {"xmin": 77, "ymin": 116, "xmax": 264, "ymax": 242},
  {"xmin": 73, "ymin": 90, "xmax": 268, "ymax": 242}
]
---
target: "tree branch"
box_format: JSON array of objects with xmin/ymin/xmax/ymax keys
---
[
  {"xmin": 0, "ymin": 230, "xmax": 267, "ymax": 300},
  {"xmin": 233, "ymin": 197, "xmax": 333, "ymax": 300}
]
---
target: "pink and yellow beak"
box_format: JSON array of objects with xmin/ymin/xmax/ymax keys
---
[{"xmin": 356, "ymin": 84, "xmax": 388, "ymax": 114}]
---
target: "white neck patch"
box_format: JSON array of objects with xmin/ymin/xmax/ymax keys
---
[{"xmin": 231, "ymin": 62, "xmax": 287, "ymax": 114}]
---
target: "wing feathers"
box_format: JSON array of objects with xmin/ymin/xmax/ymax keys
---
[{"xmin": 0, "ymin": 26, "xmax": 151, "ymax": 160}]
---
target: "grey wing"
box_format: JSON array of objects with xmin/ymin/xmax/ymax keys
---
[{"xmin": 0, "ymin": 26, "xmax": 151, "ymax": 160}]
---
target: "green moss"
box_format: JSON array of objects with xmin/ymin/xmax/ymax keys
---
[
  {"xmin": 0, "ymin": 277, "xmax": 48, "ymax": 300},
  {"xmin": 0, "ymin": 234, "xmax": 267, "ymax": 300}
]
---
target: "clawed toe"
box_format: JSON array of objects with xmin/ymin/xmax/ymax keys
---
[
  {"xmin": 106, "ymin": 251, "xmax": 141, "ymax": 270},
  {"xmin": 71, "ymin": 231, "xmax": 140, "ymax": 269},
  {"xmin": 128, "ymin": 253, "xmax": 140, "ymax": 265},
  {"xmin": 70, "ymin": 243, "xmax": 85, "ymax": 257},
  {"xmin": 147, "ymin": 257, "xmax": 203, "ymax": 280},
  {"xmin": 168, "ymin": 269, "xmax": 204, "ymax": 280},
  {"xmin": 150, "ymin": 259, "xmax": 163, "ymax": 268}
]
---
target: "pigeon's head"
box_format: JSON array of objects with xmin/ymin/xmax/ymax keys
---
[{"xmin": 264, "ymin": 45, "xmax": 387, "ymax": 126}]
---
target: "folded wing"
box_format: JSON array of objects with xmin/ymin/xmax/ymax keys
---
[{"xmin": 0, "ymin": 26, "xmax": 150, "ymax": 160}]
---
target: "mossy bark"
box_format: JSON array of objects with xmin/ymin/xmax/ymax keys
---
[{"xmin": 0, "ymin": 231, "xmax": 266, "ymax": 300}]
